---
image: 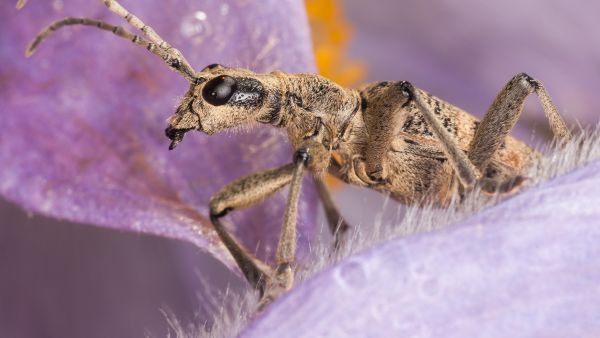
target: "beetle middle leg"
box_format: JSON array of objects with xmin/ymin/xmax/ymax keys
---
[{"xmin": 362, "ymin": 82, "xmax": 481, "ymax": 190}]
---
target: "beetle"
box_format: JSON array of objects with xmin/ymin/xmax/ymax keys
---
[{"xmin": 21, "ymin": 0, "xmax": 572, "ymax": 307}]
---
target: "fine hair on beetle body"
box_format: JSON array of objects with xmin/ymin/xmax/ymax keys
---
[{"xmin": 20, "ymin": 0, "xmax": 573, "ymax": 310}]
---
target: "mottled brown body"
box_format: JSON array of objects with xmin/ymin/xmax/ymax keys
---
[
  {"xmin": 22, "ymin": 0, "xmax": 572, "ymax": 310},
  {"xmin": 335, "ymin": 82, "xmax": 538, "ymax": 205},
  {"xmin": 192, "ymin": 69, "xmax": 540, "ymax": 206}
]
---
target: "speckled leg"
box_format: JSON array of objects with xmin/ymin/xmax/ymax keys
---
[
  {"xmin": 408, "ymin": 85, "xmax": 482, "ymax": 189},
  {"xmin": 469, "ymin": 73, "xmax": 572, "ymax": 172},
  {"xmin": 259, "ymin": 148, "xmax": 309, "ymax": 309},
  {"xmin": 362, "ymin": 82, "xmax": 411, "ymax": 182},
  {"xmin": 209, "ymin": 163, "xmax": 296, "ymax": 294},
  {"xmin": 362, "ymin": 82, "xmax": 481, "ymax": 190}
]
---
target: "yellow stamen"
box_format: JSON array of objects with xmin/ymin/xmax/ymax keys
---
[{"xmin": 306, "ymin": 0, "xmax": 366, "ymax": 188}]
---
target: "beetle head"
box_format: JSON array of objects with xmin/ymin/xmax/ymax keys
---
[{"xmin": 166, "ymin": 64, "xmax": 277, "ymax": 150}]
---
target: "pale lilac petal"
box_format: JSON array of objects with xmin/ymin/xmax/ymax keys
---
[
  {"xmin": 0, "ymin": 0, "xmax": 316, "ymax": 270},
  {"xmin": 242, "ymin": 160, "xmax": 600, "ymax": 337}
]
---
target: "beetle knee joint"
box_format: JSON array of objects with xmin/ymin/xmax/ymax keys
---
[
  {"xmin": 209, "ymin": 198, "xmax": 232, "ymax": 218},
  {"xmin": 293, "ymin": 148, "xmax": 310, "ymax": 165},
  {"xmin": 396, "ymin": 81, "xmax": 415, "ymax": 104},
  {"xmin": 515, "ymin": 72, "xmax": 540, "ymax": 90}
]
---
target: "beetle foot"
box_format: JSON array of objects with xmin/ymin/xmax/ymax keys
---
[
  {"xmin": 257, "ymin": 263, "xmax": 293, "ymax": 311},
  {"xmin": 352, "ymin": 156, "xmax": 388, "ymax": 186},
  {"xmin": 479, "ymin": 175, "xmax": 527, "ymax": 195}
]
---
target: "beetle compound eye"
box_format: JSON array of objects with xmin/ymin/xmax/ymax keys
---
[{"xmin": 202, "ymin": 75, "xmax": 237, "ymax": 106}]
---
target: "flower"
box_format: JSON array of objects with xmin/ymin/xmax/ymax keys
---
[{"xmin": 2, "ymin": 0, "xmax": 600, "ymax": 336}]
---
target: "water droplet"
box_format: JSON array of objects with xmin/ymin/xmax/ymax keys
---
[
  {"xmin": 220, "ymin": 4, "xmax": 230, "ymax": 16},
  {"xmin": 52, "ymin": 0, "xmax": 63, "ymax": 11},
  {"xmin": 194, "ymin": 11, "xmax": 207, "ymax": 21},
  {"xmin": 180, "ymin": 11, "xmax": 211, "ymax": 40},
  {"xmin": 336, "ymin": 259, "xmax": 368, "ymax": 290}
]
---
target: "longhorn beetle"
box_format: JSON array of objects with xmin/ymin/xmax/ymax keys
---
[{"xmin": 20, "ymin": 0, "xmax": 572, "ymax": 308}]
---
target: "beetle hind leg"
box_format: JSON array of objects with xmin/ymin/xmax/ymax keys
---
[
  {"xmin": 477, "ymin": 163, "xmax": 528, "ymax": 195},
  {"xmin": 469, "ymin": 73, "xmax": 571, "ymax": 172},
  {"xmin": 465, "ymin": 73, "xmax": 571, "ymax": 194},
  {"xmin": 479, "ymin": 175, "xmax": 526, "ymax": 195}
]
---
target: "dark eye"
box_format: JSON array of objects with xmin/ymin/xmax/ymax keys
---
[{"xmin": 202, "ymin": 75, "xmax": 237, "ymax": 106}]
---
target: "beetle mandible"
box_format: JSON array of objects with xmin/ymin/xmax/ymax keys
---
[{"xmin": 21, "ymin": 0, "xmax": 572, "ymax": 307}]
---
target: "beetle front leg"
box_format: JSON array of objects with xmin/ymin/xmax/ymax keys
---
[
  {"xmin": 209, "ymin": 163, "xmax": 296, "ymax": 295},
  {"xmin": 257, "ymin": 139, "xmax": 331, "ymax": 308},
  {"xmin": 257, "ymin": 149, "xmax": 307, "ymax": 307}
]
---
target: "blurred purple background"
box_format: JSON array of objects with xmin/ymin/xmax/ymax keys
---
[
  {"xmin": 0, "ymin": 199, "xmax": 243, "ymax": 337},
  {"xmin": 2, "ymin": 0, "xmax": 600, "ymax": 337}
]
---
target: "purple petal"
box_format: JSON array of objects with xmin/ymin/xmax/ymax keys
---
[
  {"xmin": 0, "ymin": 0, "xmax": 316, "ymax": 271},
  {"xmin": 242, "ymin": 158, "xmax": 600, "ymax": 337}
]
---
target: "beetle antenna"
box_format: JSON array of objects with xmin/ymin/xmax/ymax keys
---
[
  {"xmin": 22, "ymin": 0, "xmax": 197, "ymax": 82},
  {"xmin": 15, "ymin": 0, "xmax": 27, "ymax": 9}
]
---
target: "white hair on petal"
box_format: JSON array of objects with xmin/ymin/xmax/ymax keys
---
[{"xmin": 163, "ymin": 125, "xmax": 600, "ymax": 337}]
